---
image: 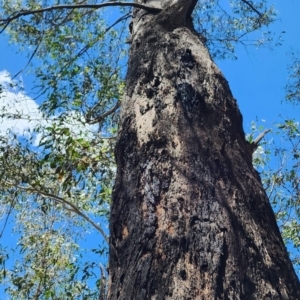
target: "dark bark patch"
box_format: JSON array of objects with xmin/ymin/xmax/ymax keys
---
[
  {"xmin": 176, "ymin": 83, "xmax": 206, "ymax": 120},
  {"xmin": 154, "ymin": 97, "xmax": 167, "ymax": 114},
  {"xmin": 120, "ymin": 273, "xmax": 125, "ymax": 284},
  {"xmin": 190, "ymin": 215, "xmax": 200, "ymax": 227},
  {"xmin": 115, "ymin": 117, "xmax": 138, "ymax": 169},
  {"xmin": 153, "ymin": 76, "xmax": 161, "ymax": 87},
  {"xmin": 180, "ymin": 269, "xmax": 187, "ymax": 280},
  {"xmin": 140, "ymin": 103, "xmax": 152, "ymax": 115},
  {"xmin": 145, "ymin": 87, "xmax": 156, "ymax": 98},
  {"xmin": 145, "ymin": 76, "xmax": 161, "ymax": 99},
  {"xmin": 215, "ymin": 237, "xmax": 227, "ymax": 299},
  {"xmin": 180, "ymin": 48, "xmax": 196, "ymax": 69},
  {"xmin": 147, "ymin": 36, "xmax": 158, "ymax": 44}
]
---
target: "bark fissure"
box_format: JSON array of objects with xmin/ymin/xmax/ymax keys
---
[{"xmin": 108, "ymin": 1, "xmax": 300, "ymax": 299}]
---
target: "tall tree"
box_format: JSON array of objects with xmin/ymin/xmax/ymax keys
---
[
  {"xmin": 108, "ymin": 0, "xmax": 300, "ymax": 298},
  {"xmin": 0, "ymin": 0, "xmax": 299, "ymax": 299}
]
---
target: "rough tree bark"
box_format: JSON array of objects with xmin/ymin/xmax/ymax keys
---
[{"xmin": 108, "ymin": 0, "xmax": 300, "ymax": 299}]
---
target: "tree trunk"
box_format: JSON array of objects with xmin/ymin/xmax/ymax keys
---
[{"xmin": 108, "ymin": 1, "xmax": 300, "ymax": 299}]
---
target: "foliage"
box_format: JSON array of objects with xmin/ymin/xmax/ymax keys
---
[
  {"xmin": 249, "ymin": 120, "xmax": 300, "ymax": 274},
  {"xmin": 0, "ymin": 79, "xmax": 117, "ymax": 298},
  {"xmin": 286, "ymin": 51, "xmax": 300, "ymax": 104},
  {"xmin": 192, "ymin": 0, "xmax": 278, "ymax": 59},
  {"xmin": 0, "ymin": 0, "xmax": 297, "ymax": 298},
  {"xmin": 0, "ymin": 1, "xmax": 128, "ymax": 297}
]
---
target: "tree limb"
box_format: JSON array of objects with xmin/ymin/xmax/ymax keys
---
[
  {"xmin": 0, "ymin": 1, "xmax": 161, "ymax": 33},
  {"xmin": 247, "ymin": 129, "xmax": 271, "ymax": 155},
  {"xmin": 240, "ymin": 0, "xmax": 263, "ymax": 17},
  {"xmin": 5, "ymin": 180, "xmax": 109, "ymax": 244},
  {"xmin": 253, "ymin": 129, "xmax": 271, "ymax": 145},
  {"xmin": 12, "ymin": 36, "xmax": 43, "ymax": 79},
  {"xmin": 0, "ymin": 199, "xmax": 15, "ymax": 238},
  {"xmin": 57, "ymin": 13, "xmax": 131, "ymax": 78},
  {"xmin": 86, "ymin": 101, "xmax": 120, "ymax": 125}
]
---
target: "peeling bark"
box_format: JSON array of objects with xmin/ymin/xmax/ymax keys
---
[{"xmin": 108, "ymin": 0, "xmax": 300, "ymax": 299}]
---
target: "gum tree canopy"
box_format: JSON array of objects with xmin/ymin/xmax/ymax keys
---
[{"xmin": 0, "ymin": 0, "xmax": 299, "ymax": 299}]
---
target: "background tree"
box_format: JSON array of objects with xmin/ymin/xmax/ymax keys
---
[
  {"xmin": 249, "ymin": 120, "xmax": 300, "ymax": 272},
  {"xmin": 286, "ymin": 52, "xmax": 300, "ymax": 104},
  {"xmin": 0, "ymin": 0, "xmax": 299, "ymax": 299}
]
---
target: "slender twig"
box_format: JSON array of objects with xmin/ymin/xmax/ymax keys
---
[
  {"xmin": 19, "ymin": 182, "xmax": 120, "ymax": 262},
  {"xmin": 33, "ymin": 278, "xmax": 43, "ymax": 300},
  {"xmin": 106, "ymin": 12, "xmax": 131, "ymax": 33}
]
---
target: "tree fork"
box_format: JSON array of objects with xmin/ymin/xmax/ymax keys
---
[{"xmin": 108, "ymin": 0, "xmax": 300, "ymax": 299}]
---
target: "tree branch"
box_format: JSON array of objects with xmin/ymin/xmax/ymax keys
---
[
  {"xmin": 56, "ymin": 12, "xmax": 131, "ymax": 78},
  {"xmin": 33, "ymin": 186, "xmax": 110, "ymax": 243},
  {"xmin": 5, "ymin": 180, "xmax": 109, "ymax": 244},
  {"xmin": 86, "ymin": 101, "xmax": 120, "ymax": 125},
  {"xmin": 240, "ymin": 0, "xmax": 263, "ymax": 17},
  {"xmin": 247, "ymin": 129, "xmax": 271, "ymax": 155},
  {"xmin": 253, "ymin": 129, "xmax": 271, "ymax": 145},
  {"xmin": 0, "ymin": 199, "xmax": 15, "ymax": 238},
  {"xmin": 12, "ymin": 36, "xmax": 43, "ymax": 79},
  {"xmin": 0, "ymin": 1, "xmax": 161, "ymax": 32}
]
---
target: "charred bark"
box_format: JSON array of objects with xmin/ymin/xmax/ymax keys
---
[{"xmin": 108, "ymin": 0, "xmax": 300, "ymax": 299}]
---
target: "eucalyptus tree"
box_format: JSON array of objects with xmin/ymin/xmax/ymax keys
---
[
  {"xmin": 0, "ymin": 0, "xmax": 299, "ymax": 299},
  {"xmin": 249, "ymin": 120, "xmax": 300, "ymax": 276},
  {"xmin": 108, "ymin": 1, "xmax": 299, "ymax": 298},
  {"xmin": 286, "ymin": 52, "xmax": 300, "ymax": 104}
]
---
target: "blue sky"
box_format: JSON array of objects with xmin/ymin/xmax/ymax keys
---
[
  {"xmin": 0, "ymin": 0, "xmax": 300, "ymax": 294},
  {"xmin": 218, "ymin": 1, "xmax": 300, "ymax": 128}
]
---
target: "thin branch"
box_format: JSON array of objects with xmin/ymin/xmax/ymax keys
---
[
  {"xmin": 5, "ymin": 181, "xmax": 109, "ymax": 244},
  {"xmin": 19, "ymin": 182, "xmax": 120, "ymax": 262},
  {"xmin": 58, "ymin": 12, "xmax": 131, "ymax": 76},
  {"xmin": 106, "ymin": 11, "xmax": 131, "ymax": 33},
  {"xmin": 12, "ymin": 35, "xmax": 43, "ymax": 80},
  {"xmin": 33, "ymin": 278, "xmax": 43, "ymax": 300},
  {"xmin": 0, "ymin": 200, "xmax": 15, "ymax": 239},
  {"xmin": 32, "ymin": 185, "xmax": 110, "ymax": 244},
  {"xmin": 86, "ymin": 101, "xmax": 120, "ymax": 124},
  {"xmin": 0, "ymin": 1, "xmax": 161, "ymax": 32},
  {"xmin": 253, "ymin": 129, "xmax": 271, "ymax": 145},
  {"xmin": 240, "ymin": 0, "xmax": 263, "ymax": 17},
  {"xmin": 247, "ymin": 129, "xmax": 271, "ymax": 155}
]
